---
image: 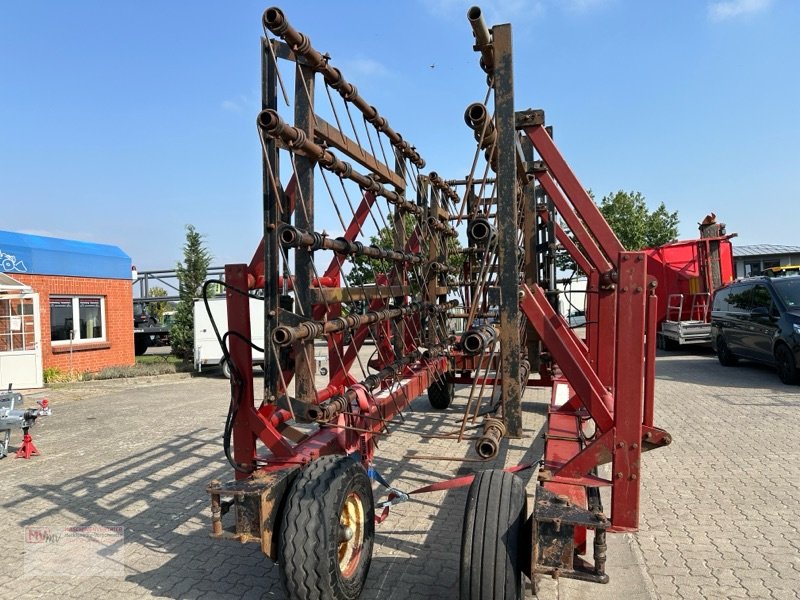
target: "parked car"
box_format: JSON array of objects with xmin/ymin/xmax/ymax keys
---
[
  {"xmin": 566, "ymin": 310, "xmax": 586, "ymax": 328},
  {"xmin": 133, "ymin": 301, "xmax": 158, "ymax": 356},
  {"xmin": 711, "ymin": 275, "xmax": 800, "ymax": 384}
]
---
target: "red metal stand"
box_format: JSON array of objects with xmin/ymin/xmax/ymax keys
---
[{"xmin": 15, "ymin": 428, "xmax": 40, "ymax": 459}]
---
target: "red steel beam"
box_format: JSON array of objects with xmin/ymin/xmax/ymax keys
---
[
  {"xmin": 609, "ymin": 252, "xmax": 647, "ymax": 531},
  {"xmin": 520, "ymin": 284, "xmax": 614, "ymax": 432},
  {"xmin": 525, "ymin": 125, "xmax": 624, "ymax": 263},
  {"xmin": 643, "ymin": 290, "xmax": 658, "ymax": 427},
  {"xmin": 536, "ymin": 171, "xmax": 612, "ymax": 274},
  {"xmin": 554, "ymin": 222, "xmax": 595, "ymax": 278}
]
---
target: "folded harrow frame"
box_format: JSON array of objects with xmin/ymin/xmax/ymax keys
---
[{"xmin": 207, "ymin": 6, "xmax": 671, "ymax": 599}]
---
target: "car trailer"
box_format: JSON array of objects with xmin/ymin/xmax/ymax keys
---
[{"xmin": 206, "ymin": 6, "xmax": 671, "ymax": 599}]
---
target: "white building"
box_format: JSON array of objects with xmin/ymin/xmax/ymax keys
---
[{"xmin": 733, "ymin": 244, "xmax": 800, "ymax": 278}]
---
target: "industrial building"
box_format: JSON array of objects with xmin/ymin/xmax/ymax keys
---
[
  {"xmin": 0, "ymin": 230, "xmax": 133, "ymax": 388},
  {"xmin": 733, "ymin": 244, "xmax": 800, "ymax": 278}
]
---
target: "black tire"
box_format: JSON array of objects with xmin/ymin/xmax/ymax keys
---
[
  {"xmin": 279, "ymin": 455, "xmax": 375, "ymax": 600},
  {"xmin": 319, "ymin": 367, "xmax": 328, "ymax": 376},
  {"xmin": 134, "ymin": 334, "xmax": 149, "ymax": 356},
  {"xmin": 775, "ymin": 344, "xmax": 799, "ymax": 385},
  {"xmin": 428, "ymin": 377, "xmax": 454, "ymax": 410},
  {"xmin": 460, "ymin": 470, "xmax": 527, "ymax": 600},
  {"xmin": 716, "ymin": 336, "xmax": 738, "ymax": 366},
  {"xmin": 220, "ymin": 359, "xmax": 231, "ymax": 379}
]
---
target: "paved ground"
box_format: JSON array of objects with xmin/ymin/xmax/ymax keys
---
[
  {"xmin": 635, "ymin": 349, "xmax": 800, "ymax": 600},
  {"xmin": 0, "ymin": 348, "xmax": 797, "ymax": 599}
]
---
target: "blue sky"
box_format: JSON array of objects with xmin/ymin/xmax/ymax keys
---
[{"xmin": 1, "ymin": 0, "xmax": 798, "ymax": 270}]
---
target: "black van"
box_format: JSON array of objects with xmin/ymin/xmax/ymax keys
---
[{"xmin": 711, "ymin": 275, "xmax": 800, "ymax": 384}]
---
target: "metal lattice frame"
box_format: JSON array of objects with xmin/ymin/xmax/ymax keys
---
[{"xmin": 209, "ymin": 4, "xmax": 671, "ymax": 591}]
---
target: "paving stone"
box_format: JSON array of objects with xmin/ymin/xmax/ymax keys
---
[{"xmin": 3, "ymin": 349, "xmax": 797, "ymax": 599}]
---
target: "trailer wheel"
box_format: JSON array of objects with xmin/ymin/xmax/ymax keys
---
[
  {"xmin": 460, "ymin": 470, "xmax": 527, "ymax": 600},
  {"xmin": 716, "ymin": 337, "xmax": 738, "ymax": 366},
  {"xmin": 220, "ymin": 359, "xmax": 231, "ymax": 379},
  {"xmin": 775, "ymin": 344, "xmax": 799, "ymax": 385},
  {"xmin": 428, "ymin": 377, "xmax": 454, "ymax": 410},
  {"xmin": 278, "ymin": 454, "xmax": 374, "ymax": 600},
  {"xmin": 134, "ymin": 334, "xmax": 149, "ymax": 356}
]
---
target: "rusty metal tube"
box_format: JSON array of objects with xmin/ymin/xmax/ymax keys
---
[
  {"xmin": 273, "ymin": 302, "xmax": 425, "ymax": 346},
  {"xmin": 464, "ymin": 103, "xmax": 496, "ymax": 147},
  {"xmin": 475, "ymin": 416, "xmax": 506, "ymax": 459},
  {"xmin": 467, "ymin": 6, "xmax": 494, "ymax": 75},
  {"xmin": 427, "ymin": 299, "xmax": 459, "ymax": 314},
  {"xmin": 306, "ymin": 394, "xmax": 349, "ymax": 422},
  {"xmin": 305, "ymin": 350, "xmax": 429, "ymax": 422},
  {"xmin": 429, "ymin": 171, "xmax": 460, "ymax": 206},
  {"xmin": 519, "ymin": 358, "xmax": 531, "ymax": 387},
  {"xmin": 279, "ymin": 224, "xmax": 423, "ymax": 264},
  {"xmin": 461, "ymin": 325, "xmax": 497, "ymax": 355},
  {"xmin": 467, "ymin": 217, "xmax": 496, "ymax": 245},
  {"xmin": 426, "ymin": 216, "xmax": 458, "ymax": 238},
  {"xmin": 263, "ymin": 6, "xmax": 424, "ymax": 168},
  {"xmin": 258, "ymin": 109, "xmax": 422, "ymax": 216},
  {"xmin": 209, "ymin": 483, "xmax": 223, "ymax": 536},
  {"xmin": 464, "ymin": 102, "xmax": 497, "ymax": 171}
]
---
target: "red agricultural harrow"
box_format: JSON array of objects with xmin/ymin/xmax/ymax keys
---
[{"xmin": 206, "ymin": 6, "xmax": 671, "ymax": 599}]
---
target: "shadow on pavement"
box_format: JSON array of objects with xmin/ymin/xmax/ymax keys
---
[{"xmin": 655, "ymin": 348, "xmax": 799, "ymax": 395}]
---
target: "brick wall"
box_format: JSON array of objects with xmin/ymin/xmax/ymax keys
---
[{"xmin": 12, "ymin": 274, "xmax": 134, "ymax": 373}]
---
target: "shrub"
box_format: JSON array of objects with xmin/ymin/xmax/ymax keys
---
[
  {"xmin": 43, "ymin": 367, "xmax": 85, "ymax": 383},
  {"xmin": 90, "ymin": 363, "xmax": 177, "ymax": 380}
]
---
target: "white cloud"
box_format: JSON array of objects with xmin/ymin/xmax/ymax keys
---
[
  {"xmin": 708, "ymin": 0, "xmax": 773, "ymax": 21},
  {"xmin": 342, "ymin": 58, "xmax": 388, "ymax": 78},
  {"xmin": 221, "ymin": 93, "xmax": 258, "ymax": 114},
  {"xmin": 221, "ymin": 99, "xmax": 242, "ymax": 113}
]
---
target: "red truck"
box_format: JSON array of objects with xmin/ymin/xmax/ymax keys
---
[{"xmin": 646, "ymin": 217, "xmax": 736, "ymax": 349}]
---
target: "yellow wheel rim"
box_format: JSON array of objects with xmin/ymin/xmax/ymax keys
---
[{"xmin": 338, "ymin": 491, "xmax": 365, "ymax": 578}]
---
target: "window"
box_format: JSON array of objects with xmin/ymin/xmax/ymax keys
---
[
  {"xmin": 745, "ymin": 261, "xmax": 762, "ymax": 277},
  {"xmin": 713, "ymin": 287, "xmax": 730, "ymax": 311},
  {"xmin": 726, "ymin": 284, "xmax": 754, "ymax": 312},
  {"xmin": 50, "ymin": 296, "xmax": 105, "ymax": 344},
  {"xmin": 0, "ymin": 296, "xmax": 36, "ymax": 353},
  {"xmin": 762, "ymin": 259, "xmax": 780, "ymax": 271},
  {"xmin": 774, "ymin": 279, "xmax": 800, "ymax": 308},
  {"xmin": 751, "ymin": 285, "xmax": 773, "ymax": 311}
]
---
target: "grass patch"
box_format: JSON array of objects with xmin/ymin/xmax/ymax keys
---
[
  {"xmin": 89, "ymin": 363, "xmax": 178, "ymax": 380},
  {"xmin": 135, "ymin": 354, "xmax": 184, "ymax": 365},
  {"xmin": 87, "ymin": 357, "xmax": 193, "ymax": 380},
  {"xmin": 44, "ymin": 356, "xmax": 194, "ymax": 385}
]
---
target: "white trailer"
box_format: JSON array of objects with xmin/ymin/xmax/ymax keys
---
[{"xmin": 193, "ymin": 296, "xmax": 265, "ymax": 377}]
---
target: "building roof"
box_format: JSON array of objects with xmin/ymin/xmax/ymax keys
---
[
  {"xmin": 0, "ymin": 230, "xmax": 131, "ymax": 280},
  {"xmin": 732, "ymin": 244, "xmax": 800, "ymax": 258},
  {"xmin": 0, "ymin": 272, "xmax": 32, "ymax": 293}
]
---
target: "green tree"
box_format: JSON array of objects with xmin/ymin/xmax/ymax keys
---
[
  {"xmin": 170, "ymin": 225, "xmax": 212, "ymax": 359},
  {"xmin": 147, "ymin": 286, "xmax": 169, "ymax": 323},
  {"xmin": 556, "ymin": 190, "xmax": 679, "ymax": 273},
  {"xmin": 598, "ymin": 190, "xmax": 679, "ymax": 250}
]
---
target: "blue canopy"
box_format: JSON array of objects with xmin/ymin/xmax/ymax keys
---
[{"xmin": 0, "ymin": 230, "xmax": 131, "ymax": 280}]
